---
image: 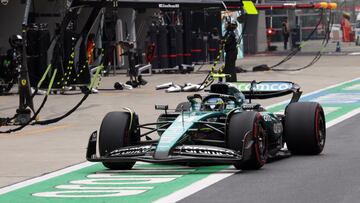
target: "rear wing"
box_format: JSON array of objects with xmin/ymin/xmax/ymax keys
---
[{"xmin": 230, "ymin": 81, "xmax": 302, "ymax": 102}]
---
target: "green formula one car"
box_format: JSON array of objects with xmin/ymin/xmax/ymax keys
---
[{"xmin": 86, "ymin": 81, "xmax": 326, "ymax": 170}]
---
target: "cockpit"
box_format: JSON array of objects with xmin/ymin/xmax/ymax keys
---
[
  {"xmin": 202, "ymin": 97, "xmax": 237, "ymax": 111},
  {"xmin": 187, "ymin": 93, "xmax": 242, "ymax": 112}
]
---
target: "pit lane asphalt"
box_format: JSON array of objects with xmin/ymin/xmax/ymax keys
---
[
  {"xmin": 181, "ymin": 113, "xmax": 360, "ymax": 203},
  {"xmin": 1, "ymin": 53, "xmax": 360, "ymax": 193}
]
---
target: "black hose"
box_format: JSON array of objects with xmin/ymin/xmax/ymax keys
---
[
  {"xmin": 0, "ymin": 95, "xmax": 48, "ymax": 133},
  {"xmin": 271, "ymin": 9, "xmax": 333, "ymax": 72},
  {"xmin": 32, "ymin": 92, "xmax": 90, "ymax": 125},
  {"xmin": 0, "ymin": 6, "xmax": 99, "ymax": 131},
  {"xmin": 32, "ymin": 66, "xmax": 102, "ymax": 126},
  {"xmin": 270, "ymin": 10, "xmax": 325, "ymax": 70}
]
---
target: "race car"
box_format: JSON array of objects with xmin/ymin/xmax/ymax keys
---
[{"xmin": 86, "ymin": 81, "xmax": 326, "ymax": 170}]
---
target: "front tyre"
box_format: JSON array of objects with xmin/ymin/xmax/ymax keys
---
[
  {"xmin": 99, "ymin": 111, "xmax": 139, "ymax": 170},
  {"xmin": 227, "ymin": 111, "xmax": 267, "ymax": 170},
  {"xmin": 284, "ymin": 102, "xmax": 326, "ymax": 155}
]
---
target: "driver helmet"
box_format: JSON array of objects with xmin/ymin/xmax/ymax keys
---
[{"xmin": 203, "ymin": 97, "xmax": 225, "ymax": 111}]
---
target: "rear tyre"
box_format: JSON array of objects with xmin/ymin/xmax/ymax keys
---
[
  {"xmin": 284, "ymin": 102, "xmax": 326, "ymax": 155},
  {"xmin": 99, "ymin": 111, "xmax": 139, "ymax": 170},
  {"xmin": 227, "ymin": 111, "xmax": 267, "ymax": 170}
]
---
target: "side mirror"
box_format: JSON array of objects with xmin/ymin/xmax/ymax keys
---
[{"xmin": 155, "ymin": 105, "xmax": 168, "ymax": 111}]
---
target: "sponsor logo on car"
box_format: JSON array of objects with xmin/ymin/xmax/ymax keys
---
[
  {"xmin": 273, "ymin": 123, "xmax": 283, "ymax": 134},
  {"xmin": 234, "ymin": 82, "xmax": 293, "ymax": 92},
  {"xmin": 175, "ymin": 145, "xmax": 239, "ymax": 157},
  {"xmin": 110, "ymin": 146, "xmax": 153, "ymax": 157}
]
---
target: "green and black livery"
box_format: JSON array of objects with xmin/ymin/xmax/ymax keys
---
[{"xmin": 87, "ymin": 81, "xmax": 326, "ymax": 170}]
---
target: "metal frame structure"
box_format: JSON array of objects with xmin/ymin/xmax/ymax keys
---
[
  {"xmin": 71, "ymin": 0, "xmax": 244, "ymax": 9},
  {"xmin": 16, "ymin": 0, "xmax": 245, "ymax": 124},
  {"xmin": 17, "ymin": 0, "xmax": 35, "ymax": 124}
]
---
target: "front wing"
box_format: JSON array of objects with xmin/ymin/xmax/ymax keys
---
[{"xmin": 86, "ymin": 131, "xmax": 256, "ymax": 164}]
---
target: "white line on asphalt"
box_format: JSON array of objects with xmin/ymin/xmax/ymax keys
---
[
  {"xmin": 326, "ymin": 108, "xmax": 360, "ymax": 128},
  {"xmin": 1, "ymin": 77, "xmax": 360, "ymax": 198},
  {"xmin": 0, "ymin": 162, "xmax": 96, "ymax": 195},
  {"xmin": 154, "ymin": 167, "xmax": 235, "ymax": 203}
]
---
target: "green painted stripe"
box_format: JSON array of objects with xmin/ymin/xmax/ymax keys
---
[{"xmin": 0, "ymin": 164, "xmax": 228, "ymax": 203}]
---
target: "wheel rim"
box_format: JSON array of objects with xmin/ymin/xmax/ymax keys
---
[
  {"xmin": 315, "ymin": 108, "xmax": 326, "ymax": 150},
  {"xmin": 254, "ymin": 121, "xmax": 267, "ymax": 164}
]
